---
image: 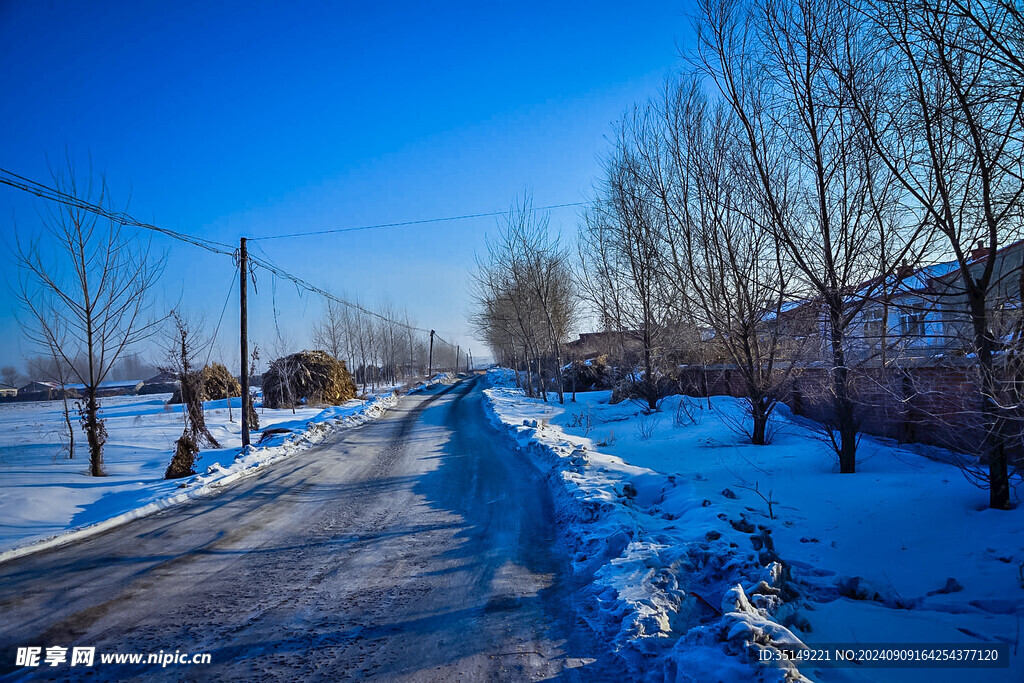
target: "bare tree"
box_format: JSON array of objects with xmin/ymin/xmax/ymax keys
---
[
  {"xmin": 648, "ymin": 78, "xmax": 807, "ymax": 444},
  {"xmin": 163, "ymin": 312, "xmax": 220, "ymax": 478},
  {"xmin": 16, "ymin": 168, "xmax": 164, "ymax": 476},
  {"xmin": 505, "ymin": 196, "xmax": 576, "ymax": 404},
  {"xmin": 471, "ymin": 197, "xmax": 576, "ymax": 402},
  {"xmin": 847, "ymin": 0, "xmax": 1024, "ymax": 507},
  {"xmin": 579, "ymin": 130, "xmax": 675, "ymax": 412},
  {"xmin": 1, "ymin": 366, "xmax": 23, "ymax": 387},
  {"xmin": 163, "ymin": 311, "xmax": 220, "ymax": 447},
  {"xmin": 312, "ymin": 299, "xmax": 347, "ymax": 361},
  {"xmin": 693, "ymin": 0, "xmax": 919, "ymax": 470}
]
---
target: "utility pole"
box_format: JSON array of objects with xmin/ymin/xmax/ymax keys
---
[
  {"xmin": 428, "ymin": 330, "xmax": 435, "ymax": 377},
  {"xmin": 468, "ymin": 349, "xmax": 473, "ymax": 373},
  {"xmin": 456, "ymin": 345, "xmax": 460, "ymax": 374},
  {"xmin": 239, "ymin": 237, "xmax": 251, "ymax": 449}
]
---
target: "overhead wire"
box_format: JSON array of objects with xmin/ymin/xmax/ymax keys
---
[
  {"xmin": 246, "ymin": 240, "xmax": 459, "ymax": 342},
  {"xmin": 247, "ymin": 202, "xmax": 586, "ymax": 241},
  {"xmin": 1, "ymin": 167, "xmax": 469, "ymax": 346},
  {"xmin": 204, "ymin": 265, "xmax": 239, "ymax": 368},
  {"xmin": 244, "ymin": 251, "xmax": 456, "ymax": 346},
  {"xmin": 0, "ymin": 167, "xmax": 236, "ymax": 256}
]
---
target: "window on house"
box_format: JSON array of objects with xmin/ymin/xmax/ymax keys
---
[
  {"xmin": 900, "ymin": 310, "xmax": 928, "ymax": 338},
  {"xmin": 863, "ymin": 309, "xmax": 885, "ymax": 340}
]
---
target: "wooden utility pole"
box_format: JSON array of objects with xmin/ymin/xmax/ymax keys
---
[
  {"xmin": 456, "ymin": 345, "xmax": 460, "ymax": 374},
  {"xmin": 428, "ymin": 330, "xmax": 435, "ymax": 377},
  {"xmin": 239, "ymin": 237, "xmax": 251, "ymax": 449}
]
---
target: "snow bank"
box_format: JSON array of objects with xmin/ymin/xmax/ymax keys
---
[
  {"xmin": 0, "ymin": 389, "xmax": 399, "ymax": 563},
  {"xmin": 407, "ymin": 372, "xmax": 457, "ymax": 394},
  {"xmin": 482, "ymin": 369, "xmax": 1024, "ymax": 682}
]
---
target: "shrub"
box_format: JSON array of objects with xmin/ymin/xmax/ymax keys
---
[
  {"xmin": 165, "ymin": 432, "xmax": 199, "ymax": 479},
  {"xmin": 609, "ymin": 374, "xmax": 679, "ymax": 406}
]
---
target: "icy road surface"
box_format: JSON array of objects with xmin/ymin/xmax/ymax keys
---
[{"xmin": 0, "ymin": 378, "xmax": 619, "ymax": 680}]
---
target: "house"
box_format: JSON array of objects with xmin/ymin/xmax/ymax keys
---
[
  {"xmin": 17, "ymin": 381, "xmax": 77, "ymax": 401},
  {"xmin": 849, "ymin": 240, "xmax": 1024, "ymax": 363},
  {"xmin": 564, "ymin": 330, "xmax": 644, "ymax": 361},
  {"xmin": 845, "ymin": 259, "xmax": 964, "ymax": 363},
  {"xmin": 768, "ymin": 240, "xmax": 1024, "ymax": 367},
  {"xmin": 0, "ymin": 383, "xmax": 17, "ymax": 398}
]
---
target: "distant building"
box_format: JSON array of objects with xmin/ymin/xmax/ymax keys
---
[
  {"xmin": 0, "ymin": 383, "xmax": 17, "ymax": 398},
  {"xmin": 64, "ymin": 379, "xmax": 144, "ymax": 398},
  {"xmin": 564, "ymin": 331, "xmax": 643, "ymax": 361},
  {"xmin": 17, "ymin": 381, "xmax": 76, "ymax": 401}
]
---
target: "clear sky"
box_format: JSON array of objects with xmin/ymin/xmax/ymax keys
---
[{"xmin": 0, "ymin": 0, "xmax": 692, "ymax": 375}]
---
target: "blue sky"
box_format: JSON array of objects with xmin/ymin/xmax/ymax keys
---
[{"xmin": 0, "ymin": 0, "xmax": 691, "ymax": 374}]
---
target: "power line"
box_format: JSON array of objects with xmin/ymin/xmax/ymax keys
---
[
  {"xmin": 1, "ymin": 167, "xmax": 465, "ymax": 344},
  {"xmin": 0, "ymin": 167, "xmax": 236, "ymax": 256},
  {"xmin": 247, "ymin": 240, "xmax": 461, "ymax": 342},
  {"xmin": 204, "ymin": 265, "xmax": 239, "ymax": 368},
  {"xmin": 248, "ymin": 202, "xmax": 586, "ymax": 241},
  {"xmin": 245, "ymin": 251, "xmax": 457, "ymax": 346}
]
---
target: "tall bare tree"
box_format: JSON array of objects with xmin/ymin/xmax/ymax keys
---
[
  {"xmin": 16, "ymin": 168, "xmax": 163, "ymax": 476},
  {"xmin": 312, "ymin": 299, "xmax": 348, "ymax": 361},
  {"xmin": 847, "ymin": 0, "xmax": 1024, "ymax": 507},
  {"xmin": 579, "ymin": 129, "xmax": 675, "ymax": 412},
  {"xmin": 506, "ymin": 196, "xmax": 575, "ymax": 404},
  {"xmin": 645, "ymin": 78, "xmax": 807, "ymax": 444},
  {"xmin": 694, "ymin": 0, "xmax": 918, "ymax": 470},
  {"xmin": 471, "ymin": 197, "xmax": 576, "ymax": 401}
]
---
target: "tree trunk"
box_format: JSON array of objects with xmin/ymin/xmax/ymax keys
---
[
  {"xmin": 828, "ymin": 300, "xmax": 857, "ymax": 473},
  {"xmin": 970, "ymin": 293, "xmax": 1010, "ymax": 509},
  {"xmin": 60, "ymin": 386, "xmax": 74, "ymax": 459},
  {"xmin": 511, "ymin": 345, "xmax": 522, "ymax": 392},
  {"xmin": 553, "ymin": 337, "xmax": 565, "ymax": 404},
  {"xmin": 523, "ymin": 345, "xmax": 534, "ymax": 397},
  {"xmin": 535, "ymin": 348, "xmax": 548, "ymax": 403},
  {"xmin": 643, "ymin": 330, "xmax": 657, "ymax": 412},
  {"xmin": 750, "ymin": 396, "xmax": 770, "ymax": 446},
  {"xmin": 85, "ymin": 389, "xmax": 105, "ymax": 476}
]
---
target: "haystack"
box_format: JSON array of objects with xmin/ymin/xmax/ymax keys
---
[
  {"xmin": 169, "ymin": 362, "xmax": 241, "ymax": 403},
  {"xmin": 202, "ymin": 362, "xmax": 241, "ymax": 400},
  {"xmin": 262, "ymin": 350, "xmax": 357, "ymax": 409},
  {"xmin": 567, "ymin": 355, "xmax": 614, "ymax": 391}
]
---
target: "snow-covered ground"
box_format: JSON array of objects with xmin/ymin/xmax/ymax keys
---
[
  {"xmin": 0, "ymin": 388, "xmax": 399, "ymax": 561},
  {"xmin": 482, "ymin": 369, "xmax": 1024, "ymax": 682}
]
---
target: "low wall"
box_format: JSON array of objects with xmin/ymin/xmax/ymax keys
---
[{"xmin": 676, "ymin": 365, "xmax": 998, "ymax": 457}]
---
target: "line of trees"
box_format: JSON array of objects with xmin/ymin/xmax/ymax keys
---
[
  {"xmin": 470, "ymin": 195, "xmax": 576, "ymax": 404},
  {"xmin": 687, "ymin": 0, "xmax": 1021, "ymax": 507},
  {"xmin": 471, "ymin": 0, "xmax": 1022, "ymax": 510},
  {"xmin": 312, "ymin": 298, "xmax": 461, "ymax": 392}
]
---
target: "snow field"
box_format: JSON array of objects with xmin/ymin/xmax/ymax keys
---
[
  {"xmin": 0, "ymin": 388, "xmax": 399, "ymax": 562},
  {"xmin": 482, "ymin": 368, "xmax": 1024, "ymax": 682}
]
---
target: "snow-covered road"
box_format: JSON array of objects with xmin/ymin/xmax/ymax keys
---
[{"xmin": 0, "ymin": 378, "xmax": 621, "ymax": 681}]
